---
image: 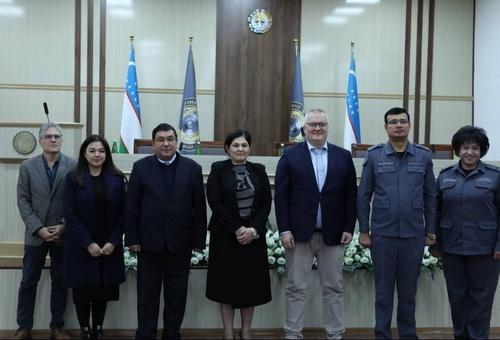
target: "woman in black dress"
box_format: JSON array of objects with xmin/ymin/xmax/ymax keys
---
[
  {"xmin": 63, "ymin": 135, "xmax": 126, "ymax": 339},
  {"xmin": 206, "ymin": 129, "xmax": 272, "ymax": 339}
]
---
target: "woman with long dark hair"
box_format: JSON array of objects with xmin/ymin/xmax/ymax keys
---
[{"xmin": 63, "ymin": 135, "xmax": 127, "ymax": 339}]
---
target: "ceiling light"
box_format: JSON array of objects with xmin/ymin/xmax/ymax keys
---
[
  {"xmin": 346, "ymin": 0, "xmax": 380, "ymax": 4},
  {"xmin": 323, "ymin": 15, "xmax": 348, "ymax": 24},
  {"xmin": 0, "ymin": 5, "xmax": 24, "ymax": 17},
  {"xmin": 334, "ymin": 7, "xmax": 365, "ymax": 15},
  {"xmin": 107, "ymin": 0, "xmax": 132, "ymax": 7}
]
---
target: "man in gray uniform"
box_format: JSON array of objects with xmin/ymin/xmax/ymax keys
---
[
  {"xmin": 15, "ymin": 122, "xmax": 76, "ymax": 340},
  {"xmin": 357, "ymin": 107, "xmax": 437, "ymax": 339}
]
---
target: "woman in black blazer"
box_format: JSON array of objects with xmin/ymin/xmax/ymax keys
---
[
  {"xmin": 206, "ymin": 129, "xmax": 272, "ymax": 339},
  {"xmin": 63, "ymin": 135, "xmax": 127, "ymax": 340}
]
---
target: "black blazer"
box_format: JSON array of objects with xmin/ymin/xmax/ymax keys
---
[
  {"xmin": 207, "ymin": 160, "xmax": 272, "ymax": 237},
  {"xmin": 124, "ymin": 154, "xmax": 207, "ymax": 253}
]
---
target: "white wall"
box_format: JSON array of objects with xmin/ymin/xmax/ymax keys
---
[{"xmin": 474, "ymin": 0, "xmax": 500, "ymax": 161}]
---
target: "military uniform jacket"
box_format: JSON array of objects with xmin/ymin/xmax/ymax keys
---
[
  {"xmin": 357, "ymin": 142, "xmax": 437, "ymax": 238},
  {"xmin": 436, "ymin": 161, "xmax": 500, "ymax": 255}
]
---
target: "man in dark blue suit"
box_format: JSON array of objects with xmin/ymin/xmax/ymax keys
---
[
  {"xmin": 275, "ymin": 109, "xmax": 357, "ymax": 339},
  {"xmin": 125, "ymin": 123, "xmax": 207, "ymax": 340}
]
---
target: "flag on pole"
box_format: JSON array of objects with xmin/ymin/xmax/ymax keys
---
[
  {"xmin": 178, "ymin": 37, "xmax": 200, "ymax": 155},
  {"xmin": 289, "ymin": 39, "xmax": 305, "ymax": 143},
  {"xmin": 343, "ymin": 43, "xmax": 361, "ymax": 151},
  {"xmin": 120, "ymin": 36, "xmax": 143, "ymax": 154}
]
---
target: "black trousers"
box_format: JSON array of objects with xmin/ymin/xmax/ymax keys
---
[
  {"xmin": 442, "ymin": 253, "xmax": 500, "ymax": 340},
  {"xmin": 135, "ymin": 248, "xmax": 191, "ymax": 340}
]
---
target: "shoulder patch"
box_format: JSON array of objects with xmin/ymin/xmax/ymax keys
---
[
  {"xmin": 367, "ymin": 143, "xmax": 383, "ymax": 152},
  {"xmin": 439, "ymin": 165, "xmax": 454, "ymax": 174},
  {"xmin": 415, "ymin": 144, "xmax": 431, "ymax": 152},
  {"xmin": 484, "ymin": 163, "xmax": 500, "ymax": 172}
]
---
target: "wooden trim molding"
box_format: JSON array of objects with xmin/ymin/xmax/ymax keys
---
[
  {"xmin": 403, "ymin": 0, "xmax": 412, "ymax": 109},
  {"xmin": 0, "ymin": 121, "xmax": 84, "ymax": 128},
  {"xmin": 98, "ymin": 0, "xmax": 107, "ymax": 137},
  {"xmin": 86, "ymin": 0, "xmax": 94, "ymax": 137},
  {"xmin": 424, "ymin": 0, "xmax": 435, "ymax": 144},
  {"xmin": 413, "ymin": 0, "xmax": 424, "ymax": 144},
  {"xmin": 74, "ymin": 0, "xmax": 81, "ymax": 123}
]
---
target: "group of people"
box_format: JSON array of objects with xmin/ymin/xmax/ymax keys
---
[{"xmin": 13, "ymin": 106, "xmax": 500, "ymax": 340}]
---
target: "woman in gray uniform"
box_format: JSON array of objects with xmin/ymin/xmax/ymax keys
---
[{"xmin": 432, "ymin": 125, "xmax": 500, "ymax": 339}]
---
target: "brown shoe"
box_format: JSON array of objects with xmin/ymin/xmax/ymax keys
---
[
  {"xmin": 13, "ymin": 328, "xmax": 32, "ymax": 339},
  {"xmin": 50, "ymin": 327, "xmax": 71, "ymax": 340}
]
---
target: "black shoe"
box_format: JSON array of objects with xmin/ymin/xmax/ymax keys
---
[
  {"xmin": 92, "ymin": 325, "xmax": 104, "ymax": 340},
  {"xmin": 13, "ymin": 328, "xmax": 32, "ymax": 340},
  {"xmin": 80, "ymin": 326, "xmax": 92, "ymax": 340}
]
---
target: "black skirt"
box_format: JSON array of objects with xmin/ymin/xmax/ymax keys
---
[{"xmin": 206, "ymin": 231, "xmax": 271, "ymax": 308}]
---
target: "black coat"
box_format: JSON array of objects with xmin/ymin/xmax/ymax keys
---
[
  {"xmin": 63, "ymin": 170, "xmax": 126, "ymax": 288},
  {"xmin": 124, "ymin": 154, "xmax": 207, "ymax": 253}
]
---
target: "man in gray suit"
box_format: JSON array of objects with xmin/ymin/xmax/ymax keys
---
[{"xmin": 15, "ymin": 122, "xmax": 76, "ymax": 340}]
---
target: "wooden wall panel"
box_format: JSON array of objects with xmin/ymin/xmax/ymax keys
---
[{"xmin": 214, "ymin": 0, "xmax": 301, "ymax": 155}]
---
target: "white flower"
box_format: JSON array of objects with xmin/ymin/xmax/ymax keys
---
[
  {"xmin": 191, "ymin": 257, "xmax": 199, "ymax": 265},
  {"xmin": 429, "ymin": 256, "xmax": 438, "ymax": 264},
  {"xmin": 360, "ymin": 256, "xmax": 369, "ymax": 264},
  {"xmin": 267, "ymin": 248, "xmax": 273, "ymax": 256},
  {"xmin": 268, "ymin": 256, "xmax": 276, "ymax": 265},
  {"xmin": 266, "ymin": 237, "xmax": 276, "ymax": 247},
  {"xmin": 363, "ymin": 248, "xmax": 371, "ymax": 258},
  {"xmin": 273, "ymin": 230, "xmax": 280, "ymax": 241},
  {"xmin": 277, "ymin": 257, "xmax": 286, "ymax": 265},
  {"xmin": 274, "ymin": 247, "xmax": 283, "ymax": 256},
  {"xmin": 422, "ymin": 258, "xmax": 430, "ymax": 266},
  {"xmin": 344, "ymin": 256, "xmax": 353, "ymax": 265},
  {"xmin": 354, "ymin": 254, "xmax": 360, "ymax": 261}
]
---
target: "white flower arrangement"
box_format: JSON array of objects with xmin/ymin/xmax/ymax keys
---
[{"xmin": 123, "ymin": 228, "xmax": 441, "ymax": 277}]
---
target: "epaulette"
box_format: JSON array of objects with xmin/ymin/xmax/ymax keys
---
[
  {"xmin": 367, "ymin": 143, "xmax": 384, "ymax": 152},
  {"xmin": 439, "ymin": 165, "xmax": 454, "ymax": 174},
  {"xmin": 415, "ymin": 144, "xmax": 431, "ymax": 152},
  {"xmin": 484, "ymin": 163, "xmax": 500, "ymax": 172}
]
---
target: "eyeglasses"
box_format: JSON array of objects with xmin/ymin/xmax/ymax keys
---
[
  {"xmin": 387, "ymin": 119, "xmax": 409, "ymax": 125},
  {"xmin": 155, "ymin": 137, "xmax": 177, "ymax": 144},
  {"xmin": 305, "ymin": 122, "xmax": 328, "ymax": 129},
  {"xmin": 43, "ymin": 134, "xmax": 61, "ymax": 140}
]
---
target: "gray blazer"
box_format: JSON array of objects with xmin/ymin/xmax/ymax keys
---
[{"xmin": 17, "ymin": 153, "xmax": 76, "ymax": 246}]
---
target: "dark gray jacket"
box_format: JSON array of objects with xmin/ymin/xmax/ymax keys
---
[
  {"xmin": 436, "ymin": 161, "xmax": 500, "ymax": 255},
  {"xmin": 357, "ymin": 142, "xmax": 437, "ymax": 238}
]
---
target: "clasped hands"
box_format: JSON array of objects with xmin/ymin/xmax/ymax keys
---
[
  {"xmin": 37, "ymin": 224, "xmax": 65, "ymax": 243},
  {"xmin": 280, "ymin": 231, "xmax": 353, "ymax": 250},
  {"xmin": 87, "ymin": 242, "xmax": 115, "ymax": 258},
  {"xmin": 235, "ymin": 226, "xmax": 254, "ymax": 245}
]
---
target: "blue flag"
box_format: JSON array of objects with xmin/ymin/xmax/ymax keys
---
[
  {"xmin": 289, "ymin": 47, "xmax": 305, "ymax": 143},
  {"xmin": 343, "ymin": 50, "xmax": 361, "ymax": 150},
  {"xmin": 179, "ymin": 43, "xmax": 200, "ymax": 154}
]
